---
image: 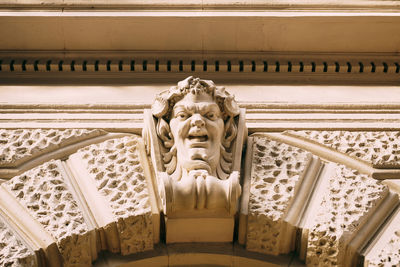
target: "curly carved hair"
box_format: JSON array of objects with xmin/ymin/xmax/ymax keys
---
[{"xmin": 152, "ymin": 76, "xmax": 239, "ymax": 121}]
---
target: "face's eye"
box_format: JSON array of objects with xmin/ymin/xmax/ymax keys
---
[
  {"xmin": 206, "ymin": 112, "xmax": 218, "ymax": 120},
  {"xmin": 175, "ymin": 111, "xmax": 189, "ymax": 120}
]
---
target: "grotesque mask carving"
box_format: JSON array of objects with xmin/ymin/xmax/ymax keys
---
[
  {"xmin": 146, "ymin": 76, "xmax": 245, "ymax": 226},
  {"xmin": 152, "ymin": 76, "xmax": 240, "ymax": 181}
]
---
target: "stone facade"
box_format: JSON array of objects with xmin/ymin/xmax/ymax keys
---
[
  {"xmin": 246, "ymin": 136, "xmax": 311, "ymax": 255},
  {"xmin": 0, "ymin": 134, "xmax": 156, "ymax": 267},
  {"xmin": 72, "ymin": 136, "xmax": 154, "ymax": 255},
  {"xmin": 306, "ymin": 165, "xmax": 388, "ymax": 266},
  {"xmin": 289, "ymin": 131, "xmax": 400, "ymax": 168},
  {"xmin": 0, "ymin": 129, "xmax": 105, "ymax": 168},
  {"xmin": 0, "ymin": 215, "xmax": 37, "ymax": 267},
  {"xmin": 4, "ymin": 160, "xmax": 92, "ymax": 266},
  {"xmin": 0, "ymin": 124, "xmax": 398, "ymax": 266},
  {"xmin": 1, "ymin": 0, "xmax": 400, "ymax": 263},
  {"xmin": 0, "ymin": 50, "xmax": 399, "ymax": 267}
]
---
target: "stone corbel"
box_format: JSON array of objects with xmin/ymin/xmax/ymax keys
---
[{"xmin": 143, "ymin": 77, "xmax": 247, "ymax": 243}]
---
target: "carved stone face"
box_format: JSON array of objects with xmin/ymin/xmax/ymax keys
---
[{"xmin": 169, "ymin": 91, "xmax": 224, "ymax": 176}]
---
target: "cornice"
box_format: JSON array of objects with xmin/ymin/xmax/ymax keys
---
[
  {"xmin": 0, "ymin": 52, "xmax": 399, "ymax": 85},
  {"xmin": 1, "ymin": 0, "xmax": 400, "ymax": 10},
  {"xmin": 0, "ymin": 11, "xmax": 399, "ymax": 53}
]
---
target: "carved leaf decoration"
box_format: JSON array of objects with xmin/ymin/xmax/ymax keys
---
[
  {"xmin": 156, "ymin": 118, "xmax": 173, "ymax": 149},
  {"xmin": 177, "ymin": 76, "xmax": 193, "ymax": 90},
  {"xmin": 164, "ymin": 138, "xmax": 174, "ymax": 149},
  {"xmin": 220, "ymin": 157, "xmax": 231, "ymax": 174},
  {"xmin": 214, "ymin": 86, "xmax": 226, "ymax": 100},
  {"xmin": 224, "ymin": 95, "xmax": 240, "ymax": 117},
  {"xmin": 217, "ymin": 163, "xmax": 229, "ymax": 180},
  {"xmin": 221, "ymin": 146, "xmax": 233, "ymax": 163},
  {"xmin": 163, "ymin": 146, "xmax": 176, "ymax": 164},
  {"xmin": 152, "ymin": 95, "xmax": 169, "ymax": 118},
  {"xmin": 223, "ymin": 117, "xmax": 237, "ymax": 149},
  {"xmin": 165, "ymin": 155, "xmax": 177, "ymax": 175}
]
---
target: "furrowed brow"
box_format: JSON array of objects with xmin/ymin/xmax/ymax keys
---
[
  {"xmin": 173, "ymin": 103, "xmax": 195, "ymax": 114},
  {"xmin": 199, "ymin": 103, "xmax": 220, "ymax": 114}
]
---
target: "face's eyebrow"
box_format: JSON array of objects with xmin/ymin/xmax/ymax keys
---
[
  {"xmin": 172, "ymin": 104, "xmax": 185, "ymax": 112},
  {"xmin": 172, "ymin": 103, "xmax": 195, "ymax": 115},
  {"xmin": 198, "ymin": 103, "xmax": 221, "ymax": 115}
]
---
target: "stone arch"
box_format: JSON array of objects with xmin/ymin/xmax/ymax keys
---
[{"xmin": 0, "ymin": 129, "xmax": 399, "ymax": 266}]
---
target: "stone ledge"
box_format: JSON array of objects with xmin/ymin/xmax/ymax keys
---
[
  {"xmin": 0, "ymin": 12, "xmax": 399, "ymax": 53},
  {"xmin": 1, "ymin": 0, "xmax": 400, "ymax": 10},
  {"xmin": 92, "ymin": 243, "xmax": 304, "ymax": 267}
]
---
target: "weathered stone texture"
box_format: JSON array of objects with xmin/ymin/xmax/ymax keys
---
[
  {"xmin": 4, "ymin": 160, "xmax": 91, "ymax": 266},
  {"xmin": 57, "ymin": 233, "xmax": 93, "ymax": 267},
  {"xmin": 307, "ymin": 164, "xmax": 388, "ymax": 266},
  {"xmin": 290, "ymin": 131, "xmax": 400, "ymax": 168},
  {"xmin": 0, "ymin": 217, "xmax": 36, "ymax": 267},
  {"xmin": 76, "ymin": 136, "xmax": 153, "ymax": 254},
  {"xmin": 246, "ymin": 136, "xmax": 311, "ymax": 255},
  {"xmin": 4, "ymin": 160, "xmax": 87, "ymax": 240},
  {"xmin": 0, "ymin": 129, "xmax": 105, "ymax": 167},
  {"xmin": 117, "ymin": 214, "xmax": 153, "ymax": 254},
  {"xmin": 367, "ymin": 207, "xmax": 400, "ymax": 267},
  {"xmin": 368, "ymin": 233, "xmax": 400, "ymax": 267}
]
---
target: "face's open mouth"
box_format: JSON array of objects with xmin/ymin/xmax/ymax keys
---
[{"xmin": 188, "ymin": 134, "xmax": 208, "ymax": 142}]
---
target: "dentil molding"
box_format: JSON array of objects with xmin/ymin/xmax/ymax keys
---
[{"xmin": 0, "ymin": 52, "xmax": 399, "ymax": 85}]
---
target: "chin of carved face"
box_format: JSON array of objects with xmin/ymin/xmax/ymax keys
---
[
  {"xmin": 169, "ymin": 92, "xmax": 224, "ymax": 176},
  {"xmin": 182, "ymin": 158, "xmax": 212, "ymax": 173}
]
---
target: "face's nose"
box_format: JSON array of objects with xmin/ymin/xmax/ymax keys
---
[{"xmin": 190, "ymin": 113, "xmax": 205, "ymax": 127}]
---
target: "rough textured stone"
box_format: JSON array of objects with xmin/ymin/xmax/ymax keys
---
[
  {"xmin": 306, "ymin": 164, "xmax": 388, "ymax": 266},
  {"xmin": 290, "ymin": 131, "xmax": 400, "ymax": 168},
  {"xmin": 366, "ymin": 207, "xmax": 400, "ymax": 267},
  {"xmin": 368, "ymin": 233, "xmax": 400, "ymax": 267},
  {"xmin": 0, "ymin": 129, "xmax": 105, "ymax": 167},
  {"xmin": 76, "ymin": 135, "xmax": 153, "ymax": 255},
  {"xmin": 4, "ymin": 160, "xmax": 91, "ymax": 267},
  {"xmin": 0, "ymin": 216, "xmax": 37, "ymax": 267},
  {"xmin": 246, "ymin": 136, "xmax": 311, "ymax": 255}
]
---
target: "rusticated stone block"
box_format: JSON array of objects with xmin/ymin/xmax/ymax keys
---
[
  {"xmin": 0, "ymin": 216, "xmax": 37, "ymax": 267},
  {"xmin": 365, "ymin": 205, "xmax": 400, "ymax": 267},
  {"xmin": 0, "ymin": 129, "xmax": 105, "ymax": 167},
  {"xmin": 4, "ymin": 160, "xmax": 92, "ymax": 267},
  {"xmin": 75, "ymin": 136, "xmax": 153, "ymax": 254},
  {"xmin": 290, "ymin": 131, "xmax": 400, "ymax": 168},
  {"xmin": 306, "ymin": 164, "xmax": 388, "ymax": 266},
  {"xmin": 368, "ymin": 233, "xmax": 400, "ymax": 267},
  {"xmin": 246, "ymin": 136, "xmax": 311, "ymax": 255}
]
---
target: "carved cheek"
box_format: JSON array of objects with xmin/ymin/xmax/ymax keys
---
[
  {"xmin": 206, "ymin": 119, "xmax": 224, "ymax": 142},
  {"xmin": 216, "ymin": 119, "xmax": 225, "ymax": 140},
  {"xmin": 169, "ymin": 119, "xmax": 180, "ymax": 140},
  {"xmin": 171, "ymin": 119, "xmax": 190, "ymax": 142}
]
